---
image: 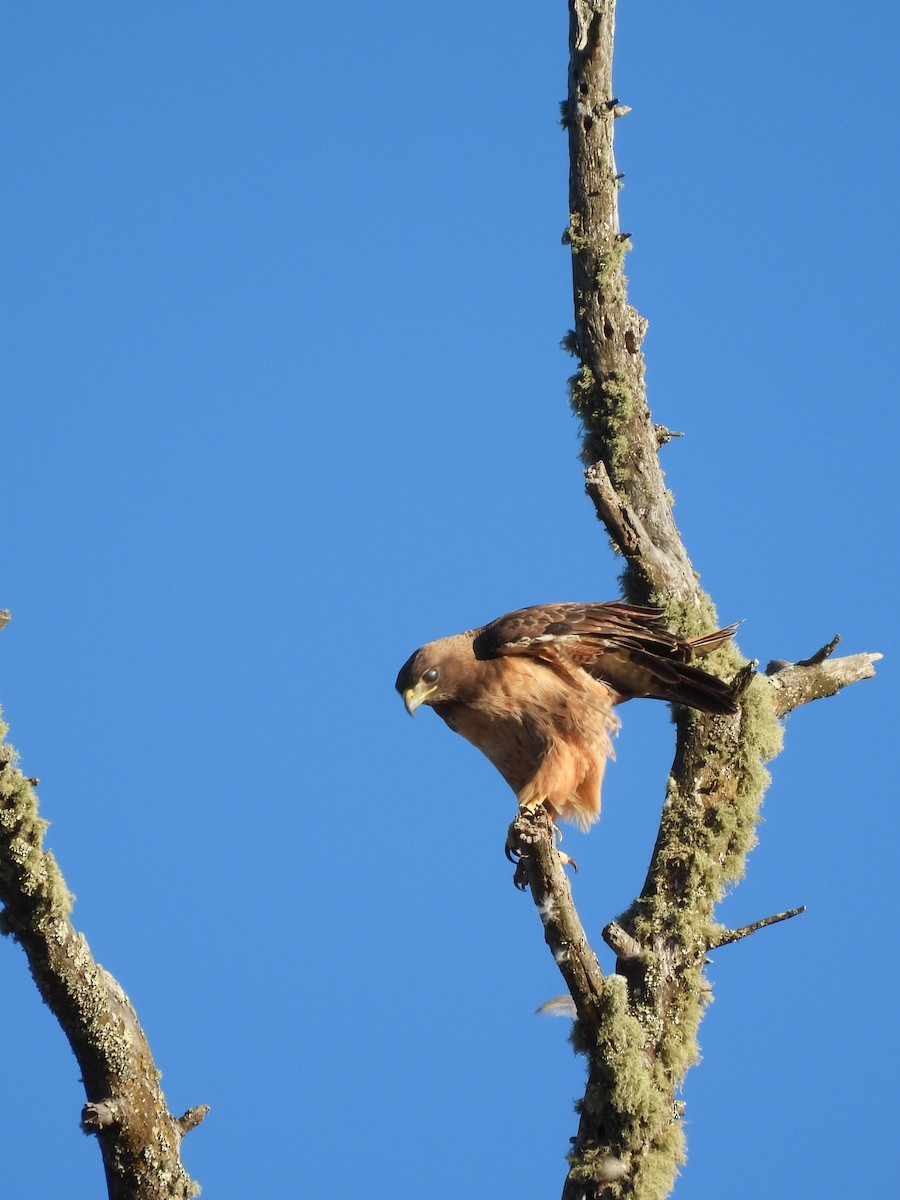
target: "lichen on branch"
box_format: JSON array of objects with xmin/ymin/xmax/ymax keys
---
[
  {"xmin": 516, "ymin": 5, "xmax": 884, "ymax": 1199},
  {"xmin": 0, "ymin": 709, "xmax": 205, "ymax": 1200}
]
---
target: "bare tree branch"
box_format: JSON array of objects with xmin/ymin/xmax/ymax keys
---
[
  {"xmin": 507, "ymin": 809, "xmax": 604, "ymax": 1033},
  {"xmin": 797, "ymin": 634, "xmax": 842, "ymax": 666},
  {"xmin": 503, "ymin": 5, "xmax": 884, "ymax": 1198},
  {"xmin": 708, "ymin": 906, "xmax": 806, "ymax": 949},
  {"xmin": 0, "ymin": 716, "xmax": 204, "ymax": 1199},
  {"xmin": 765, "ymin": 650, "xmax": 882, "ymax": 717}
]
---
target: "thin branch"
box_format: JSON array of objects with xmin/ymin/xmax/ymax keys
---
[
  {"xmin": 584, "ymin": 460, "xmax": 671, "ymax": 580},
  {"xmin": 0, "ymin": 724, "xmax": 204, "ymax": 1200},
  {"xmin": 797, "ymin": 634, "xmax": 841, "ymax": 667},
  {"xmin": 731, "ymin": 659, "xmax": 758, "ymax": 699},
  {"xmin": 506, "ymin": 809, "xmax": 604, "ymax": 1033},
  {"xmin": 652, "ymin": 424, "xmax": 684, "ymax": 447},
  {"xmin": 708, "ymin": 906, "xmax": 806, "ymax": 949}
]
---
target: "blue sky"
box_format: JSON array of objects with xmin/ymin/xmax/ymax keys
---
[{"xmin": 1, "ymin": 2, "xmax": 896, "ymax": 1196}]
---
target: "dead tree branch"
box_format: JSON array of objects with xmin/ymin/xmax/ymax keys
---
[
  {"xmin": 507, "ymin": 808, "xmax": 604, "ymax": 1033},
  {"xmin": 504, "ymin": 4, "xmax": 883, "ymax": 1198},
  {"xmin": 0, "ymin": 709, "xmax": 205, "ymax": 1199},
  {"xmin": 766, "ymin": 649, "xmax": 882, "ymax": 717},
  {"xmin": 708, "ymin": 906, "xmax": 806, "ymax": 949}
]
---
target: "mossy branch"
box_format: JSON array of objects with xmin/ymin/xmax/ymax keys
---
[
  {"xmin": 0, "ymin": 705, "xmax": 205, "ymax": 1200},
  {"xmin": 509, "ymin": 4, "xmax": 883, "ymax": 1199}
]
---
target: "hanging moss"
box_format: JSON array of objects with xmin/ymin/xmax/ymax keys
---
[
  {"xmin": 626, "ymin": 1121, "xmax": 686, "ymax": 1200},
  {"xmin": 595, "ymin": 236, "xmax": 630, "ymax": 289},
  {"xmin": 568, "ymin": 363, "xmax": 635, "ymax": 482},
  {"xmin": 567, "ymin": 976, "xmax": 678, "ymax": 1189},
  {"xmin": 562, "ymin": 211, "xmax": 591, "ymax": 253}
]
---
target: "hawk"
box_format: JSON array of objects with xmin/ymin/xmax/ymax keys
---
[{"xmin": 396, "ymin": 601, "xmax": 738, "ymax": 830}]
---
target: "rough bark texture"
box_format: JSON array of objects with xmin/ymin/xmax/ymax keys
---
[
  {"xmin": 0, "ymin": 707, "xmax": 205, "ymax": 1199},
  {"xmin": 506, "ymin": 5, "xmax": 881, "ymax": 1199}
]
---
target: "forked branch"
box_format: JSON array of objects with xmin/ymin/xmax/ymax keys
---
[{"xmin": 510, "ymin": 4, "xmax": 883, "ymax": 1199}]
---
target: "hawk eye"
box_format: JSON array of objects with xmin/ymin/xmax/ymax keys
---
[{"xmin": 422, "ymin": 667, "xmax": 440, "ymax": 684}]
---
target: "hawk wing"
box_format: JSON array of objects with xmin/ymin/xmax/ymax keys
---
[{"xmin": 472, "ymin": 602, "xmax": 738, "ymax": 714}]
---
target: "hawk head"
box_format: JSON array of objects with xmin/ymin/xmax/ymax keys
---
[{"xmin": 395, "ymin": 639, "xmax": 465, "ymax": 715}]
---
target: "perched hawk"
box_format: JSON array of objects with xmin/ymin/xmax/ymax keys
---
[{"xmin": 396, "ymin": 601, "xmax": 738, "ymax": 830}]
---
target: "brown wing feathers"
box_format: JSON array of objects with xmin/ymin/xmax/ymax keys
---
[{"xmin": 474, "ymin": 602, "xmax": 738, "ymax": 715}]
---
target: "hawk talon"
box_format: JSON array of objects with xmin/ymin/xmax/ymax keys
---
[{"xmin": 557, "ymin": 849, "xmax": 579, "ymax": 873}]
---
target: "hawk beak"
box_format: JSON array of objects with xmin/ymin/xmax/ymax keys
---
[{"xmin": 403, "ymin": 682, "xmax": 436, "ymax": 716}]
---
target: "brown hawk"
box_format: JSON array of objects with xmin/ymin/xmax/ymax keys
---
[{"xmin": 396, "ymin": 601, "xmax": 737, "ymax": 829}]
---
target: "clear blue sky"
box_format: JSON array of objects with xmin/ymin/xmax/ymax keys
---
[{"xmin": 1, "ymin": 3, "xmax": 896, "ymax": 1197}]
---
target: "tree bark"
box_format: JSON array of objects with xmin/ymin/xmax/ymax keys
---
[
  {"xmin": 507, "ymin": 5, "xmax": 881, "ymax": 1199},
  {"xmin": 0, "ymin": 704, "xmax": 205, "ymax": 1199}
]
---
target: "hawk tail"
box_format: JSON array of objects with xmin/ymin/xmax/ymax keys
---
[
  {"xmin": 660, "ymin": 659, "xmax": 739, "ymax": 715},
  {"xmin": 602, "ymin": 646, "xmax": 739, "ymax": 714},
  {"xmin": 685, "ymin": 622, "xmax": 740, "ymax": 658}
]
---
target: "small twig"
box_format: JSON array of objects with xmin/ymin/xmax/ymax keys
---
[
  {"xmin": 602, "ymin": 921, "xmax": 644, "ymax": 961},
  {"xmin": 731, "ymin": 660, "xmax": 758, "ymax": 699},
  {"xmin": 652, "ymin": 424, "xmax": 684, "ymax": 447},
  {"xmin": 82, "ymin": 1100, "xmax": 120, "ymax": 1132},
  {"xmin": 176, "ymin": 1105, "xmax": 210, "ymax": 1136},
  {"xmin": 796, "ymin": 634, "xmax": 841, "ymax": 667},
  {"xmin": 709, "ymin": 906, "xmax": 806, "ymax": 949}
]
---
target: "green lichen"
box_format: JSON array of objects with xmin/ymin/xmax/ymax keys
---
[
  {"xmin": 0, "ymin": 714, "xmax": 73, "ymax": 926},
  {"xmin": 567, "ymin": 977, "xmax": 679, "ymax": 1192},
  {"xmin": 572, "ymin": 589, "xmax": 789, "ymax": 1200},
  {"xmin": 595, "ymin": 236, "xmax": 630, "ymax": 288},
  {"xmin": 651, "ymin": 593, "xmax": 784, "ymax": 887},
  {"xmin": 719, "ymin": 672, "xmax": 784, "ymax": 882},
  {"xmin": 626, "ymin": 1121, "xmax": 686, "ymax": 1200},
  {"xmin": 562, "ymin": 211, "xmax": 591, "ymax": 252},
  {"xmin": 568, "ymin": 363, "xmax": 635, "ymax": 482}
]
